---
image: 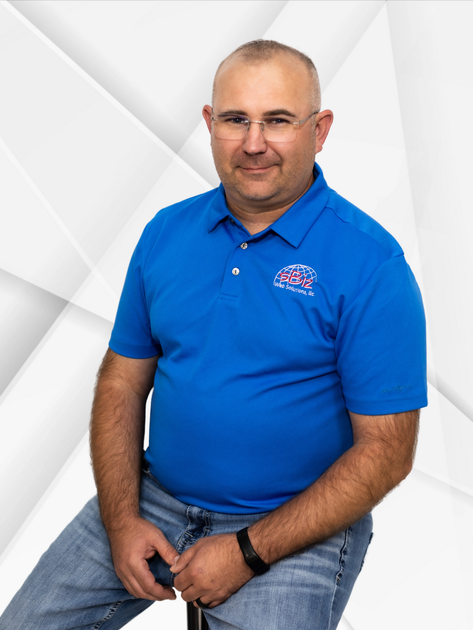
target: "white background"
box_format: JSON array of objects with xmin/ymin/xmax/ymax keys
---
[{"xmin": 0, "ymin": 2, "xmax": 472, "ymax": 628}]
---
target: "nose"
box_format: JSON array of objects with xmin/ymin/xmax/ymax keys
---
[{"xmin": 241, "ymin": 121, "xmax": 268, "ymax": 154}]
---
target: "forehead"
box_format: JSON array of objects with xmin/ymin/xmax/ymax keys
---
[{"xmin": 214, "ymin": 53, "xmax": 313, "ymax": 116}]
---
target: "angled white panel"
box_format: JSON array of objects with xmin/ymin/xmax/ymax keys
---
[
  {"xmin": 318, "ymin": 5, "xmax": 420, "ymax": 264},
  {"xmin": 0, "ymin": 2, "xmax": 176, "ymax": 271},
  {"xmin": 387, "ymin": 0, "xmax": 473, "ymax": 421},
  {"xmin": 9, "ymin": 0, "xmax": 288, "ymax": 180},
  {"xmin": 72, "ymin": 157, "xmax": 212, "ymax": 320},
  {"xmin": 264, "ymin": 0, "xmax": 385, "ymax": 92},
  {"xmin": 0, "ymin": 270, "xmax": 67, "ymax": 395},
  {"xmin": 0, "ymin": 304, "xmax": 111, "ymax": 557},
  {"xmin": 0, "ymin": 436, "xmax": 96, "ymax": 608},
  {"xmin": 416, "ymin": 386, "xmax": 473, "ymax": 496},
  {"xmin": 0, "ymin": 146, "xmax": 91, "ymax": 301},
  {"xmin": 345, "ymin": 469, "xmax": 471, "ymax": 630},
  {"xmin": 178, "ymin": 120, "xmax": 219, "ymax": 189}
]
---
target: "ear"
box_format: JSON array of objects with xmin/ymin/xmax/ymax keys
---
[
  {"xmin": 202, "ymin": 105, "xmax": 213, "ymax": 134},
  {"xmin": 315, "ymin": 110, "xmax": 334, "ymax": 155}
]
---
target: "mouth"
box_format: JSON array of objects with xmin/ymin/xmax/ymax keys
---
[{"xmin": 239, "ymin": 165, "xmax": 277, "ymax": 174}]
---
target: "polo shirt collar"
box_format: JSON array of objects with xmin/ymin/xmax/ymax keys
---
[{"xmin": 207, "ymin": 163, "xmax": 330, "ymax": 248}]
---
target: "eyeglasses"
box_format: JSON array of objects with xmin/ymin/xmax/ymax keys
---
[{"xmin": 211, "ymin": 111, "xmax": 319, "ymax": 143}]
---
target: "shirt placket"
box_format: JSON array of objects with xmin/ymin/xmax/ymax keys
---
[{"xmin": 219, "ymin": 219, "xmax": 251, "ymax": 301}]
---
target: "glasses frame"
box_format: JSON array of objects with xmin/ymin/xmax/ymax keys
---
[{"xmin": 211, "ymin": 110, "xmax": 320, "ymax": 142}]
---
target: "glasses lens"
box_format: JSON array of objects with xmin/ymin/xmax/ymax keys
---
[
  {"xmin": 213, "ymin": 116, "xmax": 298, "ymax": 142},
  {"xmin": 264, "ymin": 120, "xmax": 297, "ymax": 142},
  {"xmin": 213, "ymin": 117, "xmax": 248, "ymax": 140}
]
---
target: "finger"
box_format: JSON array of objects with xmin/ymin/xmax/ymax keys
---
[
  {"xmin": 128, "ymin": 559, "xmax": 177, "ymax": 601},
  {"xmin": 152, "ymin": 530, "xmax": 180, "ymax": 567},
  {"xmin": 129, "ymin": 577, "xmax": 176, "ymax": 601},
  {"xmin": 195, "ymin": 597, "xmax": 226, "ymax": 610},
  {"xmin": 194, "ymin": 598, "xmax": 214, "ymax": 609},
  {"xmin": 173, "ymin": 570, "xmax": 193, "ymax": 594},
  {"xmin": 125, "ymin": 570, "xmax": 176, "ymax": 601},
  {"xmin": 170, "ymin": 545, "xmax": 195, "ymax": 573}
]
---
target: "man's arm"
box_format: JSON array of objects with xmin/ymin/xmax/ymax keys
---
[
  {"xmin": 90, "ymin": 348, "xmax": 178, "ymax": 601},
  {"xmin": 172, "ymin": 409, "xmax": 419, "ymax": 607}
]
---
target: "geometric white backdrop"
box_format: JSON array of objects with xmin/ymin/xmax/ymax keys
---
[{"xmin": 1, "ymin": 2, "xmax": 472, "ymax": 629}]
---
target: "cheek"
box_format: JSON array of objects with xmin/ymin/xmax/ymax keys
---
[
  {"xmin": 291, "ymin": 138, "xmax": 316, "ymax": 168},
  {"xmin": 211, "ymin": 139, "xmax": 233, "ymax": 168}
]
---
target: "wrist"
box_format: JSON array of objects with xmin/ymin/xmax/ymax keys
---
[
  {"xmin": 102, "ymin": 510, "xmax": 142, "ymax": 536},
  {"xmin": 236, "ymin": 527, "xmax": 270, "ymax": 575}
]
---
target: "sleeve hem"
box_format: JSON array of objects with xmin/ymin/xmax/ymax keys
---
[
  {"xmin": 109, "ymin": 338, "xmax": 160, "ymax": 359},
  {"xmin": 345, "ymin": 393, "xmax": 428, "ymax": 416}
]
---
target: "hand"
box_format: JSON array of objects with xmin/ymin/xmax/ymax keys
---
[
  {"xmin": 108, "ymin": 516, "xmax": 179, "ymax": 601},
  {"xmin": 171, "ymin": 533, "xmax": 254, "ymax": 608}
]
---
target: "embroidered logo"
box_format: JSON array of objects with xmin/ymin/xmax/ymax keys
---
[
  {"xmin": 381, "ymin": 385, "xmax": 412, "ymax": 393},
  {"xmin": 273, "ymin": 264, "xmax": 317, "ymax": 297}
]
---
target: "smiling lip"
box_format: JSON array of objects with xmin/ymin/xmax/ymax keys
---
[{"xmin": 239, "ymin": 165, "xmax": 276, "ymax": 173}]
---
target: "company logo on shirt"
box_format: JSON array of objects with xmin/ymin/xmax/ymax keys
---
[
  {"xmin": 273, "ymin": 264, "xmax": 317, "ymax": 297},
  {"xmin": 381, "ymin": 384, "xmax": 412, "ymax": 393}
]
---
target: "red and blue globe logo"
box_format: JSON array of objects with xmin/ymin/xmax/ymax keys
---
[{"xmin": 273, "ymin": 264, "xmax": 317, "ymax": 296}]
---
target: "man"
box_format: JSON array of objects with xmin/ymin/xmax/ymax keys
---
[{"xmin": 0, "ymin": 40, "xmax": 427, "ymax": 629}]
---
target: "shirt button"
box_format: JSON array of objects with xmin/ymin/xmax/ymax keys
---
[
  {"xmin": 232, "ymin": 267, "xmax": 240, "ymax": 276},
  {"xmin": 240, "ymin": 242, "xmax": 248, "ymax": 249}
]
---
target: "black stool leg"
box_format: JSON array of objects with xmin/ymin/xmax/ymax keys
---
[{"xmin": 187, "ymin": 601, "xmax": 209, "ymax": 630}]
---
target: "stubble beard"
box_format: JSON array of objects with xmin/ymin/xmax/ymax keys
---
[{"xmin": 219, "ymin": 164, "xmax": 284, "ymax": 204}]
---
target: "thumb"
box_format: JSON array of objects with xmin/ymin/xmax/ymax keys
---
[
  {"xmin": 170, "ymin": 545, "xmax": 194, "ymax": 574},
  {"xmin": 153, "ymin": 529, "xmax": 179, "ymax": 567}
]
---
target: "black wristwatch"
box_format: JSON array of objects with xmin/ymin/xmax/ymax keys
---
[{"xmin": 236, "ymin": 527, "xmax": 270, "ymax": 575}]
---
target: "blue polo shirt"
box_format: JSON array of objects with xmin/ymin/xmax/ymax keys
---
[{"xmin": 109, "ymin": 164, "xmax": 427, "ymax": 514}]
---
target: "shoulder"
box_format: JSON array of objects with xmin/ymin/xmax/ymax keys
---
[
  {"xmin": 323, "ymin": 188, "xmax": 404, "ymax": 261},
  {"xmin": 134, "ymin": 187, "xmax": 219, "ymax": 255},
  {"xmin": 146, "ymin": 187, "xmax": 219, "ymax": 233}
]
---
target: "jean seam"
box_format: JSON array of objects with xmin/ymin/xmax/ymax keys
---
[
  {"xmin": 171, "ymin": 507, "xmax": 197, "ymax": 587},
  {"xmin": 359, "ymin": 531, "xmax": 374, "ymax": 574},
  {"xmin": 203, "ymin": 510, "xmax": 211, "ymax": 536},
  {"xmin": 92, "ymin": 600, "xmax": 123, "ymax": 629},
  {"xmin": 325, "ymin": 526, "xmax": 350, "ymax": 630}
]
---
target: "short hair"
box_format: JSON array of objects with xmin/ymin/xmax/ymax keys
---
[{"xmin": 212, "ymin": 39, "xmax": 321, "ymax": 110}]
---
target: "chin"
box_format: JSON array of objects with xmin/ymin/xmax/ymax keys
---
[{"xmin": 240, "ymin": 189, "xmax": 281, "ymax": 203}]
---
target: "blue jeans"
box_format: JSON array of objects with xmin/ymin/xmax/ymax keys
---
[{"xmin": 0, "ymin": 463, "xmax": 373, "ymax": 630}]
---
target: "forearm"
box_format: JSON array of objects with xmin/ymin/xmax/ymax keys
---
[
  {"xmin": 249, "ymin": 411, "xmax": 418, "ymax": 564},
  {"xmin": 90, "ymin": 350, "xmax": 150, "ymax": 533},
  {"xmin": 89, "ymin": 350, "xmax": 177, "ymax": 601}
]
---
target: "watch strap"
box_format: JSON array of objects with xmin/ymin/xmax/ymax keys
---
[{"xmin": 236, "ymin": 527, "xmax": 270, "ymax": 575}]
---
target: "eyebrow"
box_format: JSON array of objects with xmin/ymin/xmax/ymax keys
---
[
  {"xmin": 217, "ymin": 109, "xmax": 297, "ymax": 118},
  {"xmin": 262, "ymin": 109, "xmax": 297, "ymax": 118}
]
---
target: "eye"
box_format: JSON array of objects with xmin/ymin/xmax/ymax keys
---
[
  {"xmin": 222, "ymin": 116, "xmax": 249, "ymax": 125},
  {"xmin": 265, "ymin": 118, "xmax": 291, "ymax": 126}
]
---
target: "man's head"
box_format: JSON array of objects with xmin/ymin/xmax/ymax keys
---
[
  {"xmin": 212, "ymin": 40, "xmax": 321, "ymax": 112},
  {"xmin": 203, "ymin": 40, "xmax": 333, "ymax": 217}
]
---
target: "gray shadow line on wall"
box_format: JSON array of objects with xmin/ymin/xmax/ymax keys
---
[
  {"xmin": 7, "ymin": 0, "xmax": 289, "ymax": 186},
  {"xmin": 427, "ymin": 375, "xmax": 473, "ymax": 425}
]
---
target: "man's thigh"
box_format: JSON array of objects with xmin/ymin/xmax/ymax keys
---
[
  {"xmin": 203, "ymin": 512, "xmax": 373, "ymax": 630},
  {"xmin": 0, "ymin": 494, "xmax": 147, "ymax": 629},
  {"xmin": 0, "ymin": 470, "xmax": 187, "ymax": 630}
]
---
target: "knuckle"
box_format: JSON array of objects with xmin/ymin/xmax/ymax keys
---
[{"xmin": 189, "ymin": 565, "xmax": 204, "ymax": 579}]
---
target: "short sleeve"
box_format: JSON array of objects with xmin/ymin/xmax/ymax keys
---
[
  {"xmin": 109, "ymin": 225, "xmax": 161, "ymax": 359},
  {"xmin": 335, "ymin": 255, "xmax": 427, "ymax": 415}
]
